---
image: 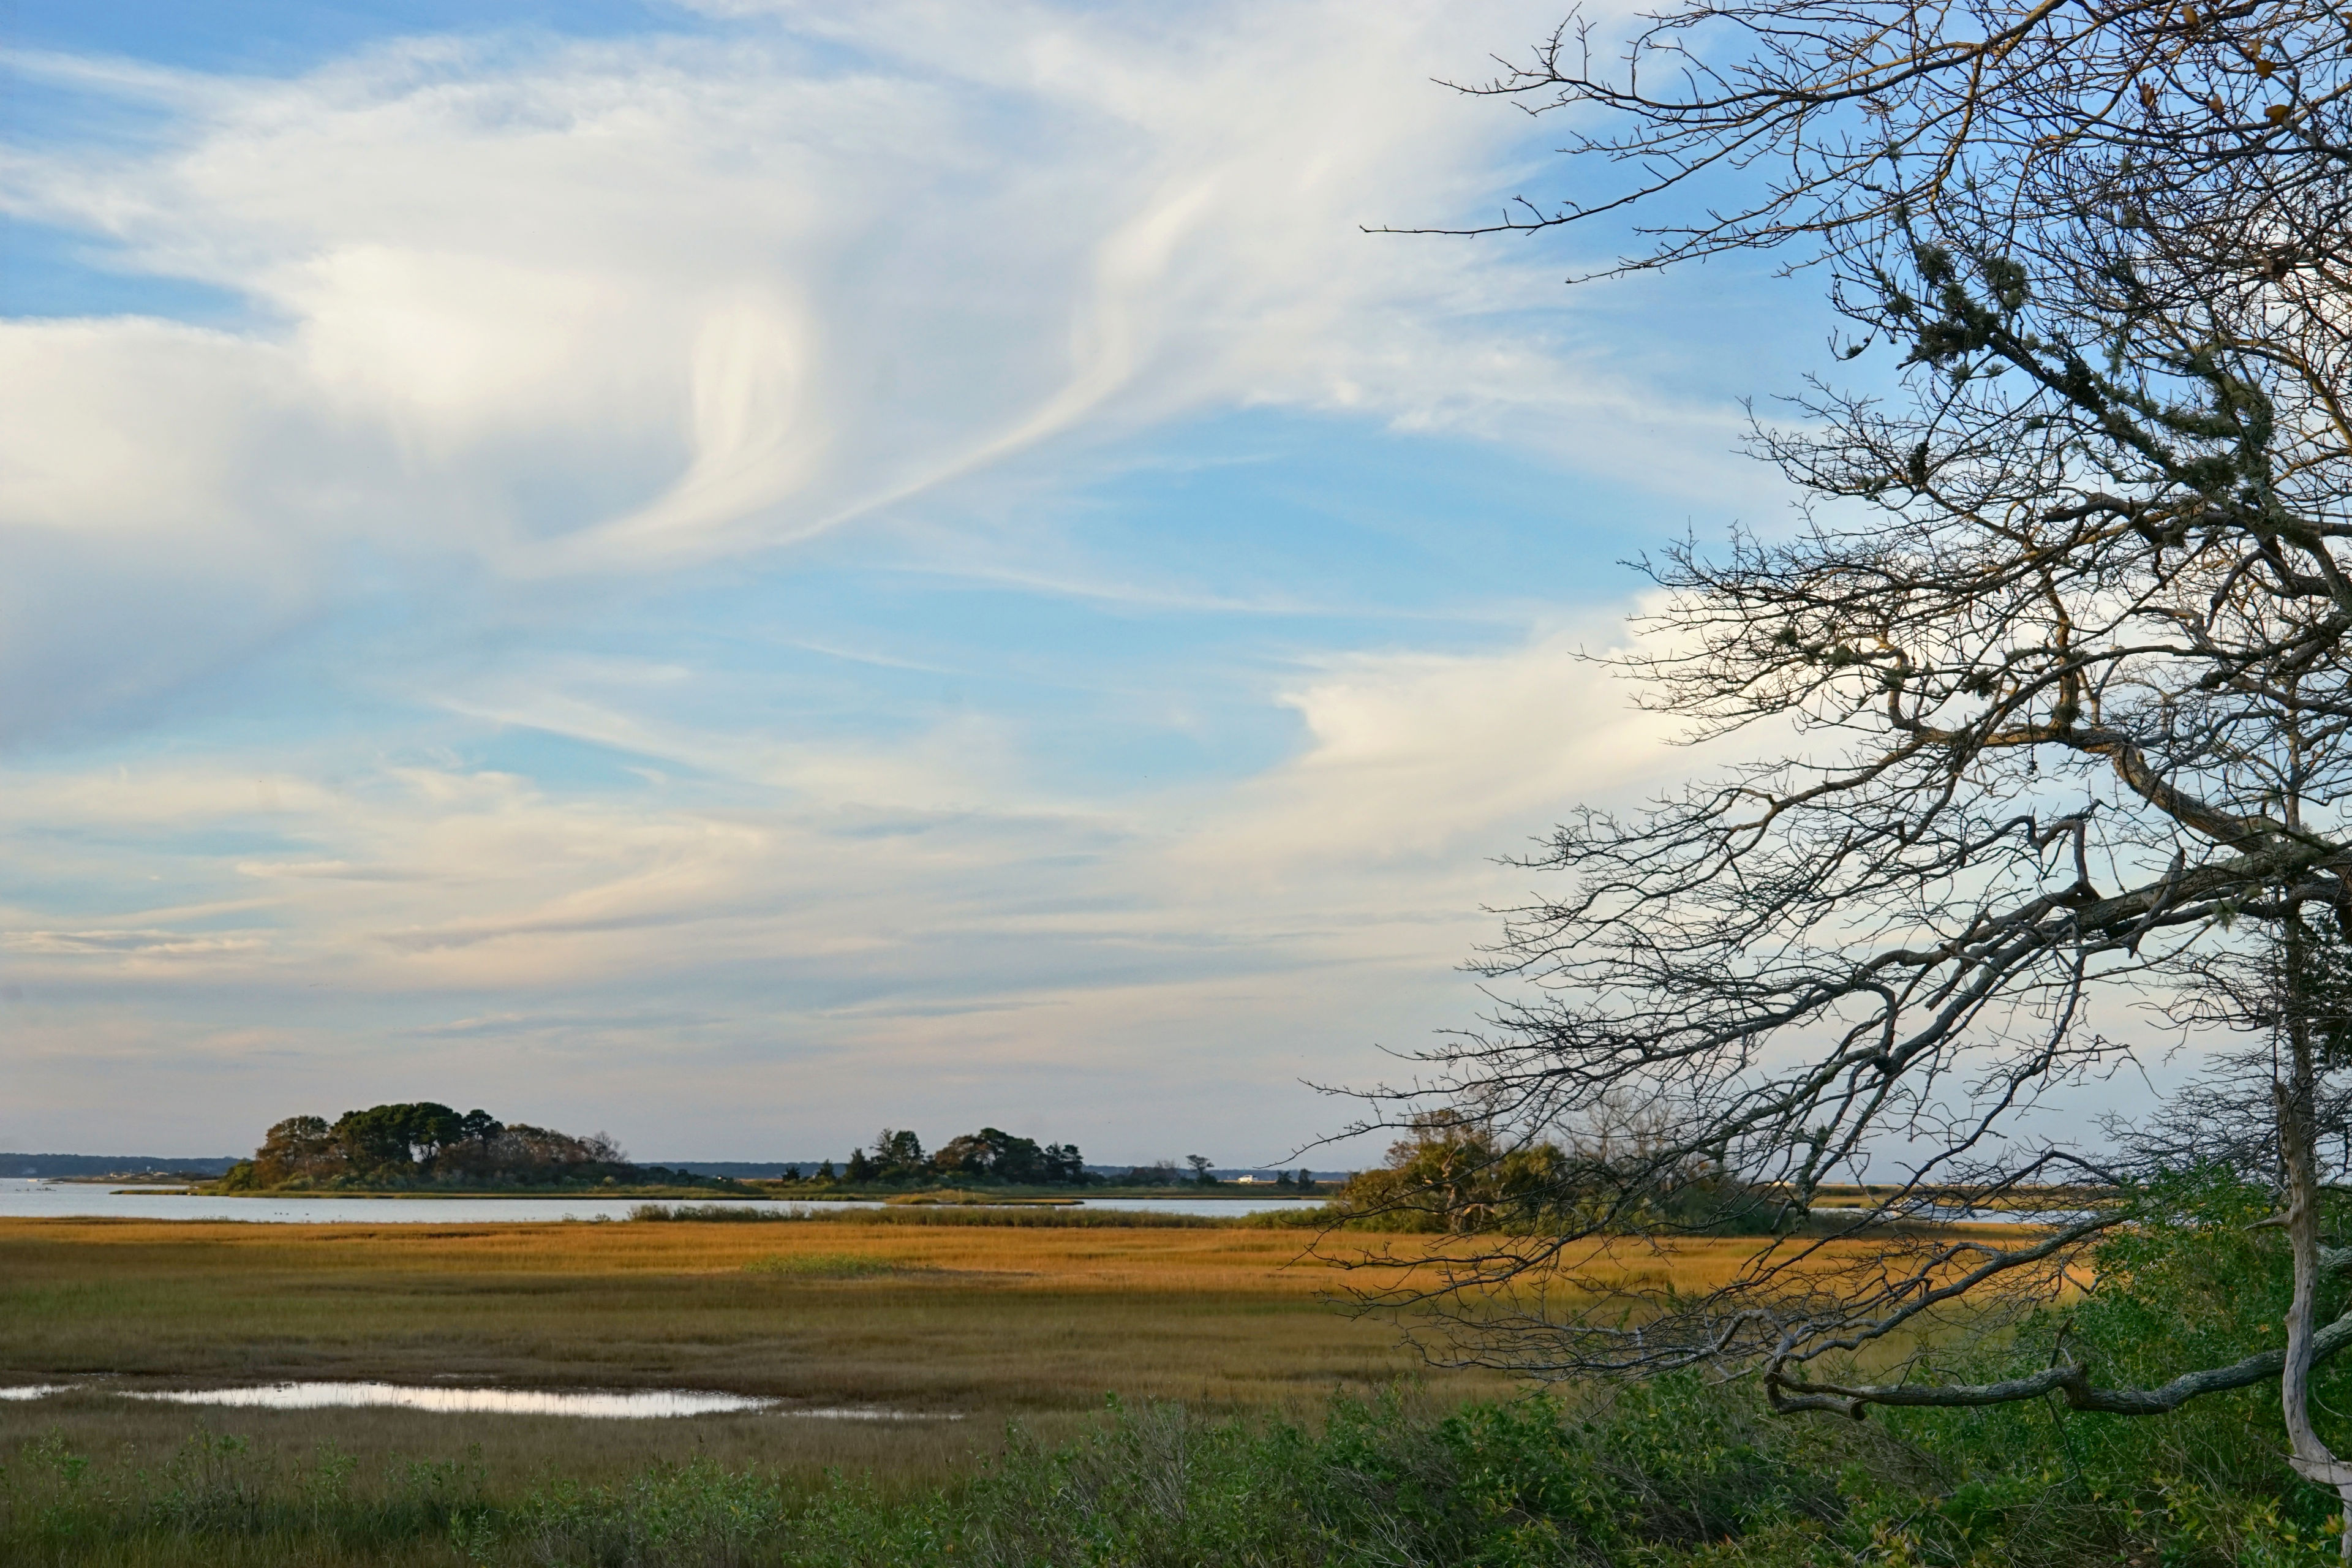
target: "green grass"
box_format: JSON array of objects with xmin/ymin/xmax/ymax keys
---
[{"xmin": 4, "ymin": 1371, "xmax": 2343, "ymax": 1567}]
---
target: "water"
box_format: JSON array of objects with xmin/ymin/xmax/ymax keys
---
[
  {"xmin": 0, "ymin": 1381, "xmax": 954, "ymax": 1420},
  {"xmin": 1055, "ymin": 1196, "xmax": 1324, "ymax": 1217},
  {"xmin": 123, "ymin": 1382, "xmax": 771, "ymax": 1419},
  {"xmin": 0, "ymin": 1178, "xmax": 1322, "ymax": 1223}
]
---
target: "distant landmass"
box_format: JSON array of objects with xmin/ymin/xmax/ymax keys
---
[
  {"xmin": 2, "ymin": 1153, "xmax": 1351, "ymax": 1183},
  {"xmin": 650, "ymin": 1161, "xmax": 849, "ymax": 1178},
  {"xmin": 2, "ymin": 1153, "xmax": 241, "ymax": 1178},
  {"xmin": 657, "ymin": 1162, "xmax": 1349, "ymax": 1182}
]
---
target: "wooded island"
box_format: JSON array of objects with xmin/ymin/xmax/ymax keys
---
[
  {"xmin": 205, "ymin": 1106, "xmax": 1315, "ymax": 1197},
  {"xmin": 211, "ymin": 1103, "xmax": 739, "ymax": 1194}
]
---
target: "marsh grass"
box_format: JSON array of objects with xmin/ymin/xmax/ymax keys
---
[
  {"xmin": 5, "ymin": 1372, "xmax": 2335, "ymax": 1567},
  {"xmin": 630, "ymin": 1203, "xmax": 1218, "ymax": 1227},
  {"xmin": 0, "ymin": 1202, "xmax": 2343, "ymax": 1565},
  {"xmin": 879, "ymin": 1191, "xmax": 1081, "ymax": 1207},
  {"xmin": 738, "ymin": 1252, "xmax": 916, "ymax": 1280},
  {"xmin": 1, "ymin": 1385, "xmax": 1869, "ymax": 1567},
  {"xmin": 0, "ymin": 1218, "xmax": 1975, "ymax": 1428},
  {"xmin": 0, "ymin": 1216, "xmax": 1511, "ymax": 1494}
]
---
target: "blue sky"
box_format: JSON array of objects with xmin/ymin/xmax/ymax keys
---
[{"xmin": 0, "ymin": 0, "xmax": 1828, "ymax": 1162}]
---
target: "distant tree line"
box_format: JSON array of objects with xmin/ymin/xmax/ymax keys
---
[
  {"xmin": 1112, "ymin": 1156, "xmax": 1318, "ymax": 1190},
  {"xmin": 787, "ymin": 1129, "xmax": 1297, "ymax": 1190},
  {"xmin": 216, "ymin": 1104, "xmax": 720, "ymax": 1192},
  {"xmin": 216, "ymin": 1106, "xmax": 1314, "ymax": 1196}
]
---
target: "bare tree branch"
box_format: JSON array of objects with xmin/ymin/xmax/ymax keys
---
[{"xmin": 1332, "ymin": 0, "xmax": 2352, "ymax": 1533}]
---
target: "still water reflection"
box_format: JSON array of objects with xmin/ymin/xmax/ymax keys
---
[
  {"xmin": 124, "ymin": 1383, "xmax": 772, "ymax": 1419},
  {"xmin": 6, "ymin": 1382, "xmax": 952, "ymax": 1420}
]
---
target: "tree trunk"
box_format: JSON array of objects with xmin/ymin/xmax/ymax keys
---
[{"xmin": 2278, "ymin": 917, "xmax": 2352, "ymax": 1558}]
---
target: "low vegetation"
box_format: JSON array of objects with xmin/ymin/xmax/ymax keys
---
[
  {"xmin": 2, "ymin": 1294, "xmax": 2343, "ymax": 1566},
  {"xmin": 738, "ymin": 1251, "xmax": 920, "ymax": 1279},
  {"xmin": 0, "ymin": 1213, "xmax": 1484, "ymax": 1423},
  {"xmin": 2, "ymin": 1172, "xmax": 2346, "ymax": 1562}
]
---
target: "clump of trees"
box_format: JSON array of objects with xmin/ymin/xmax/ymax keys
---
[
  {"xmin": 1334, "ymin": 1115, "xmax": 1566, "ymax": 1234},
  {"xmin": 1332, "ymin": 1107, "xmax": 1773, "ymax": 1235},
  {"xmin": 217, "ymin": 1103, "xmax": 694, "ymax": 1191},
  {"xmin": 838, "ymin": 1127, "xmax": 1091, "ymax": 1186},
  {"xmin": 815, "ymin": 1131, "xmax": 1261, "ymax": 1189}
]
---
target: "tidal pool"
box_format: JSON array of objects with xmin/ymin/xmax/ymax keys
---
[
  {"xmin": 70, "ymin": 1382, "xmax": 951, "ymax": 1420},
  {"xmin": 1, "ymin": 1381, "xmax": 963, "ymax": 1420},
  {"xmin": 118, "ymin": 1382, "xmax": 771, "ymax": 1419}
]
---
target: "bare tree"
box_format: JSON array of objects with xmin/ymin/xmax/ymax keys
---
[{"xmin": 1341, "ymin": 0, "xmax": 2352, "ymax": 1539}]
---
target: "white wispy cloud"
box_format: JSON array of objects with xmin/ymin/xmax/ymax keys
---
[
  {"xmin": 1, "ymin": 0, "xmax": 1732, "ymax": 745},
  {"xmin": 0, "ymin": 600, "xmax": 1711, "ymax": 1153},
  {"xmin": 0, "ymin": 0, "xmax": 1777, "ymax": 1157}
]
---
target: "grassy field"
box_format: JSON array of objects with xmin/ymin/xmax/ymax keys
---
[
  {"xmin": 0, "ymin": 1215, "xmax": 1521, "ymax": 1496},
  {"xmin": 0, "ymin": 1209, "xmax": 2331, "ymax": 1566}
]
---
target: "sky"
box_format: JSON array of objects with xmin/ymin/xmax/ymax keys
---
[{"xmin": 0, "ymin": 0, "xmax": 1826, "ymax": 1164}]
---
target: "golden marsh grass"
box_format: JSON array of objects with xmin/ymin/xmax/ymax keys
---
[
  {"xmin": 0, "ymin": 1216, "xmax": 1504, "ymax": 1488},
  {"xmin": 0, "ymin": 1216, "xmax": 2035, "ymax": 1491}
]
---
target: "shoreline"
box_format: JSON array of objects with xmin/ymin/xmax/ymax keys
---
[{"xmin": 162, "ymin": 1185, "xmax": 1322, "ymax": 1203}]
